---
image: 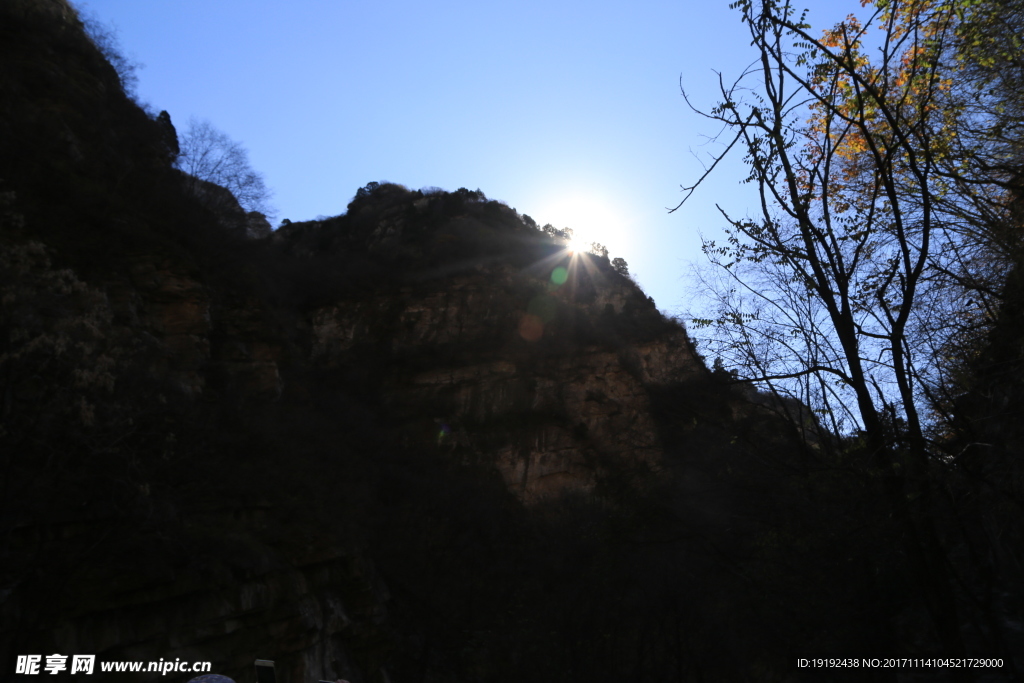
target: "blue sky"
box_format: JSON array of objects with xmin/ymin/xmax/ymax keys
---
[{"xmin": 81, "ymin": 0, "xmax": 852, "ymax": 317}]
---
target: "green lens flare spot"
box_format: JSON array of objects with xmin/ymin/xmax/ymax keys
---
[{"xmin": 551, "ymin": 266, "xmax": 568, "ymax": 285}]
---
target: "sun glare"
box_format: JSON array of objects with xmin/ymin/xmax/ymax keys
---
[
  {"xmin": 567, "ymin": 235, "xmax": 590, "ymax": 254},
  {"xmin": 537, "ymin": 193, "xmax": 621, "ymax": 256}
]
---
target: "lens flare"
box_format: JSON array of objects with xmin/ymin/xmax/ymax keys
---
[{"xmin": 518, "ymin": 313, "xmax": 544, "ymax": 342}]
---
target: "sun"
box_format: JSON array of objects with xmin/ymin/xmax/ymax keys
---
[
  {"xmin": 566, "ymin": 233, "xmax": 591, "ymax": 254},
  {"xmin": 535, "ymin": 192, "xmax": 621, "ymax": 257}
]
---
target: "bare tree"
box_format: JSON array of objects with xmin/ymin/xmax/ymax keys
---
[
  {"xmin": 175, "ymin": 117, "xmax": 273, "ymax": 216},
  {"xmin": 675, "ymin": 0, "xmax": 1024, "ymax": 659}
]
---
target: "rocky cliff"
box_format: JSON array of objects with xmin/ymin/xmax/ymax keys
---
[{"xmin": 297, "ymin": 193, "xmax": 704, "ymax": 502}]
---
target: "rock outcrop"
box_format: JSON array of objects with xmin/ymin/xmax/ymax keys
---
[{"xmin": 308, "ymin": 254, "xmax": 703, "ymax": 502}]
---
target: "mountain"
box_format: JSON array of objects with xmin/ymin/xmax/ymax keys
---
[{"xmin": 6, "ymin": 2, "xmax": 1021, "ymax": 681}]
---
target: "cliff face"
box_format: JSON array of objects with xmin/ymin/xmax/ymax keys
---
[{"xmin": 308, "ymin": 250, "xmax": 703, "ymax": 502}]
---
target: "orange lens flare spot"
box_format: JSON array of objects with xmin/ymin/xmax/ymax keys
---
[{"xmin": 518, "ymin": 313, "xmax": 544, "ymax": 342}]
